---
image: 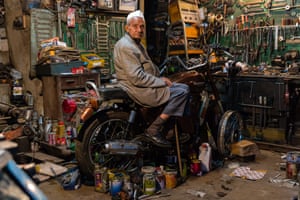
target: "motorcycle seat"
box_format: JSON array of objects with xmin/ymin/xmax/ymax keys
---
[{"xmin": 98, "ymin": 86, "xmax": 129, "ymax": 100}]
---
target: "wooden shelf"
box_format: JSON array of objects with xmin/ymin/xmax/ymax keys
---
[
  {"xmin": 42, "ymin": 72, "xmax": 100, "ymax": 120},
  {"xmin": 85, "ymin": 9, "xmax": 129, "ymax": 16}
]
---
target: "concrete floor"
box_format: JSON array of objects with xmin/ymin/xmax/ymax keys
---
[{"xmin": 38, "ymin": 150, "xmax": 298, "ymax": 200}]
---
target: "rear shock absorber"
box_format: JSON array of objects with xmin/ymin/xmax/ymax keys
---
[{"xmin": 128, "ymin": 110, "xmax": 137, "ymax": 124}]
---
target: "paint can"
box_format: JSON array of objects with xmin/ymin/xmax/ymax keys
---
[
  {"xmin": 141, "ymin": 166, "xmax": 156, "ymax": 195},
  {"xmin": 110, "ymin": 177, "xmax": 122, "ymax": 196},
  {"xmin": 164, "ymin": 169, "xmax": 177, "ymax": 189},
  {"xmin": 94, "ymin": 165, "xmax": 108, "ymax": 193},
  {"xmin": 143, "ymin": 173, "xmax": 156, "ymax": 195},
  {"xmin": 190, "ymin": 159, "xmax": 201, "ymax": 176},
  {"xmin": 286, "ymin": 151, "xmax": 300, "ymax": 179}
]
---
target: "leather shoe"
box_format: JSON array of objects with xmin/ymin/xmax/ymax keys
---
[
  {"xmin": 166, "ymin": 129, "xmax": 190, "ymax": 143},
  {"xmin": 168, "ymin": 133, "xmax": 190, "ymax": 143},
  {"xmin": 144, "ymin": 132, "xmax": 171, "ymax": 147}
]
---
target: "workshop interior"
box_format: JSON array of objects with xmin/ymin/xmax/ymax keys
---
[{"xmin": 1, "ymin": 0, "xmax": 300, "ymax": 199}]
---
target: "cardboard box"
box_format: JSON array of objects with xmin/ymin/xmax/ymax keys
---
[{"xmin": 231, "ymin": 140, "xmax": 260, "ymax": 157}]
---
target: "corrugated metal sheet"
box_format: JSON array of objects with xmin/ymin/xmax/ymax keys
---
[{"xmin": 30, "ymin": 8, "xmax": 57, "ymax": 77}]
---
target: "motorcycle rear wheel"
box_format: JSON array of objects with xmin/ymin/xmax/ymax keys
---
[
  {"xmin": 75, "ymin": 110, "xmax": 134, "ymax": 180},
  {"xmin": 217, "ymin": 110, "xmax": 244, "ymax": 157}
]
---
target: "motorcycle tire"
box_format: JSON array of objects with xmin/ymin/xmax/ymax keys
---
[
  {"xmin": 217, "ymin": 110, "xmax": 244, "ymax": 157},
  {"xmin": 75, "ymin": 110, "xmax": 132, "ymax": 180}
]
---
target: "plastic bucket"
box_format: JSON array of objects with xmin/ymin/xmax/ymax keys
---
[{"xmin": 286, "ymin": 151, "xmax": 300, "ymax": 179}]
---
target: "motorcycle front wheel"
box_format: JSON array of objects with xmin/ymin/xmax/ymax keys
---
[
  {"xmin": 217, "ymin": 110, "xmax": 244, "ymax": 157},
  {"xmin": 75, "ymin": 110, "xmax": 134, "ymax": 179}
]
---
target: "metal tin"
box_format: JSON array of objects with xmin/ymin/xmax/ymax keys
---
[
  {"xmin": 94, "ymin": 165, "xmax": 109, "ymax": 193},
  {"xmin": 143, "ymin": 173, "xmax": 156, "ymax": 195},
  {"xmin": 48, "ymin": 132, "xmax": 56, "ymax": 145},
  {"xmin": 164, "ymin": 169, "xmax": 177, "ymax": 189},
  {"xmin": 110, "ymin": 177, "xmax": 122, "ymax": 196},
  {"xmin": 190, "ymin": 159, "xmax": 201, "ymax": 176},
  {"xmin": 286, "ymin": 151, "xmax": 300, "ymax": 179}
]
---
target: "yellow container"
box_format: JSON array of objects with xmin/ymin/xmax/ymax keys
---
[
  {"xmin": 164, "ymin": 169, "xmax": 177, "ymax": 189},
  {"xmin": 80, "ymin": 53, "xmax": 105, "ymax": 69},
  {"xmin": 185, "ymin": 26, "xmax": 199, "ymax": 38}
]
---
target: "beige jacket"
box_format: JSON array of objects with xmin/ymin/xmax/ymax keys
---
[{"xmin": 114, "ymin": 34, "xmax": 170, "ymax": 107}]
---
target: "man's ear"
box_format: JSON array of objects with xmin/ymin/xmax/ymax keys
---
[{"xmin": 125, "ymin": 25, "xmax": 129, "ymax": 32}]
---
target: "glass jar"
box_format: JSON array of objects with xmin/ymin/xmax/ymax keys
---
[{"xmin": 143, "ymin": 173, "xmax": 156, "ymax": 195}]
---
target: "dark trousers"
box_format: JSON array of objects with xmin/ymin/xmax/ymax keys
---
[{"xmin": 162, "ymin": 83, "xmax": 190, "ymax": 117}]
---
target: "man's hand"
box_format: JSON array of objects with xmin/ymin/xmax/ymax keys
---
[{"xmin": 161, "ymin": 77, "xmax": 173, "ymax": 87}]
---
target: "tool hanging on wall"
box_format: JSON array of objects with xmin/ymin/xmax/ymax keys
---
[
  {"xmin": 95, "ymin": 16, "xmax": 109, "ymax": 68},
  {"xmin": 56, "ymin": 0, "xmax": 62, "ymax": 39}
]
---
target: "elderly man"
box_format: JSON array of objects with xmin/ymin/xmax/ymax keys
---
[{"xmin": 113, "ymin": 10, "xmax": 190, "ymax": 147}]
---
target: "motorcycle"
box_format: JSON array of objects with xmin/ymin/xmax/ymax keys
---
[{"xmin": 75, "ymin": 44, "xmax": 245, "ymax": 180}]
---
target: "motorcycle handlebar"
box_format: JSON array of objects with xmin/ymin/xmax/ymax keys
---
[
  {"xmin": 173, "ymin": 56, "xmax": 208, "ymax": 71},
  {"xmin": 160, "ymin": 44, "xmax": 234, "ymax": 73}
]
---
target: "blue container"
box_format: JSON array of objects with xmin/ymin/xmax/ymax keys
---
[
  {"xmin": 110, "ymin": 178, "xmax": 122, "ymax": 196},
  {"xmin": 23, "ymin": 0, "xmax": 41, "ymax": 12}
]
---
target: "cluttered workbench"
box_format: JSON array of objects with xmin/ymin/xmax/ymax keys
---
[{"xmin": 213, "ymin": 70, "xmax": 300, "ymax": 145}]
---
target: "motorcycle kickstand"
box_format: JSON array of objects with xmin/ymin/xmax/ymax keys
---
[{"xmin": 174, "ymin": 118, "xmax": 183, "ymax": 178}]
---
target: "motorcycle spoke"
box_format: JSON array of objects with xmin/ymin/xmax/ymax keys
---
[{"xmin": 218, "ymin": 110, "xmax": 244, "ymax": 157}]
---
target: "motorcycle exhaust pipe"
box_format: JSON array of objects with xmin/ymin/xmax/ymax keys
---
[{"xmin": 104, "ymin": 140, "xmax": 139, "ymax": 155}]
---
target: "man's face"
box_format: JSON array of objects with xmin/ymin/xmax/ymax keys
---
[{"xmin": 125, "ymin": 17, "xmax": 145, "ymax": 40}]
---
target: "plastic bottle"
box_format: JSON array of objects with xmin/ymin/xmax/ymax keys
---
[
  {"xmin": 57, "ymin": 121, "xmax": 65, "ymax": 138},
  {"xmin": 11, "ymin": 79, "xmax": 24, "ymax": 105},
  {"xmin": 198, "ymin": 143, "xmax": 212, "ymax": 173},
  {"xmin": 56, "ymin": 121, "xmax": 65, "ymax": 145}
]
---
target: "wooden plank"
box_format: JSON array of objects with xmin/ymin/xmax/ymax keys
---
[
  {"xmin": 24, "ymin": 151, "xmax": 65, "ymax": 163},
  {"xmin": 255, "ymin": 141, "xmax": 300, "ymax": 153}
]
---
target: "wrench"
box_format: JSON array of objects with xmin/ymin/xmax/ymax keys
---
[
  {"xmin": 243, "ymin": 7, "xmax": 265, "ymax": 14},
  {"xmin": 238, "ymin": 0, "xmax": 264, "ymax": 7},
  {"xmin": 290, "ymin": 35, "xmax": 300, "ymax": 40},
  {"xmin": 270, "ymin": 4, "xmax": 300, "ymax": 11}
]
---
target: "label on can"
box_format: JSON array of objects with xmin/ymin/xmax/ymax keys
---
[
  {"xmin": 110, "ymin": 178, "xmax": 122, "ymax": 196},
  {"xmin": 164, "ymin": 170, "xmax": 177, "ymax": 189},
  {"xmin": 286, "ymin": 162, "xmax": 297, "ymax": 179},
  {"xmin": 48, "ymin": 132, "xmax": 56, "ymax": 145},
  {"xmin": 143, "ymin": 173, "xmax": 156, "ymax": 195},
  {"xmin": 95, "ymin": 167, "xmax": 108, "ymax": 193}
]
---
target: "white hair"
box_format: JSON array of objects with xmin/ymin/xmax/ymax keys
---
[{"xmin": 126, "ymin": 10, "xmax": 145, "ymax": 24}]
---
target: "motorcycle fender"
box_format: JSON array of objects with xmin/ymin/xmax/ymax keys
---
[{"xmin": 76, "ymin": 108, "xmax": 123, "ymax": 142}]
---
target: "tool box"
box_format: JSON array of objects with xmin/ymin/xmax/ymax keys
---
[{"xmin": 35, "ymin": 61, "xmax": 84, "ymax": 76}]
